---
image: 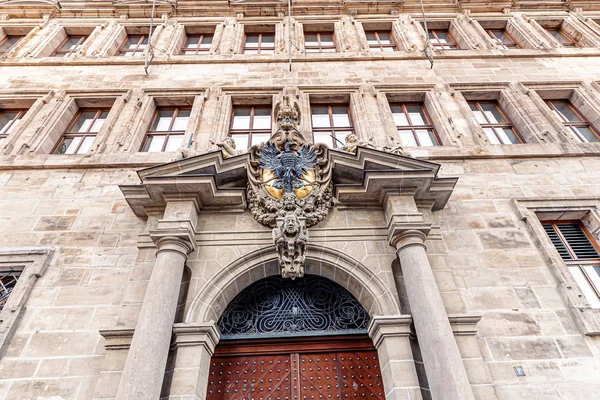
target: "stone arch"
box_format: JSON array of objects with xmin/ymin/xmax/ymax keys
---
[{"xmin": 186, "ymin": 244, "xmax": 401, "ymax": 324}]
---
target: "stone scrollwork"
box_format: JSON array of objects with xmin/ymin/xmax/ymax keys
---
[{"xmin": 246, "ymin": 94, "xmax": 333, "ymax": 278}]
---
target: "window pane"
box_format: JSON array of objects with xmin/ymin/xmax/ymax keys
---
[
  {"xmin": 251, "ymin": 133, "xmax": 270, "ymax": 146},
  {"xmin": 406, "ymin": 105, "xmax": 426, "ymax": 125},
  {"xmin": 70, "ymin": 111, "xmax": 98, "ymax": 133},
  {"xmin": 547, "ymin": 29, "xmax": 573, "ymax": 46},
  {"xmin": 200, "ymin": 36, "xmax": 212, "ymax": 49},
  {"xmin": 480, "ymin": 103, "xmax": 507, "ymax": 124},
  {"xmin": 244, "ymin": 49, "xmax": 258, "ymax": 54},
  {"xmin": 78, "ymin": 136, "xmax": 94, "ymax": 154},
  {"xmin": 311, "ymin": 107, "xmax": 331, "ymax": 128},
  {"xmin": 153, "ymin": 109, "xmax": 175, "ymax": 131},
  {"xmin": 313, "ymin": 131, "xmax": 334, "ymax": 148},
  {"xmin": 431, "ymin": 30, "xmax": 449, "ymax": 43},
  {"xmin": 496, "ymin": 127, "xmax": 519, "ymax": 144},
  {"xmin": 0, "ymin": 36, "xmax": 23, "ymax": 53},
  {"xmin": 260, "ymin": 49, "xmax": 274, "ymax": 54},
  {"xmin": 253, "ymin": 109, "xmax": 271, "ymax": 130},
  {"xmin": 172, "ymin": 109, "xmax": 190, "ymax": 131},
  {"xmin": 572, "ymin": 126, "xmax": 600, "ymax": 143},
  {"xmin": 570, "ymin": 267, "xmax": 600, "ymax": 308},
  {"xmin": 382, "ymin": 47, "xmax": 395, "ymax": 52},
  {"xmin": 470, "ymin": 104, "xmax": 487, "ymax": 124},
  {"xmin": 145, "ymin": 136, "xmax": 166, "ymax": 152},
  {"xmin": 377, "ymin": 33, "xmax": 391, "ymax": 43},
  {"xmin": 416, "ymin": 129, "xmax": 437, "ymax": 146},
  {"xmin": 65, "ymin": 136, "xmax": 82, "ymax": 154},
  {"xmin": 245, "ymin": 35, "xmax": 259, "ymax": 47},
  {"xmin": 483, "ymin": 127, "xmax": 501, "ymax": 145},
  {"xmin": 90, "ymin": 112, "xmax": 108, "ymax": 132},
  {"xmin": 399, "ymin": 130, "xmax": 417, "ymax": 147},
  {"xmin": 320, "ymin": 34, "xmax": 334, "ymax": 46},
  {"xmin": 185, "ymin": 36, "xmax": 200, "ymax": 48},
  {"xmin": 0, "ymin": 111, "xmax": 20, "ymax": 135},
  {"xmin": 232, "ymin": 109, "xmax": 251, "ymax": 130},
  {"xmin": 331, "ymin": 107, "xmax": 351, "ymax": 127},
  {"xmin": 390, "ymin": 106, "xmax": 409, "ymax": 126},
  {"xmin": 231, "ymin": 134, "xmax": 249, "ymax": 150},
  {"xmin": 126, "ymin": 37, "xmax": 140, "ymax": 49},
  {"xmin": 551, "ymin": 101, "xmax": 582, "ymax": 122},
  {"xmin": 305, "ymin": 34, "xmax": 319, "ymax": 47},
  {"xmin": 261, "ymin": 35, "xmax": 275, "ymax": 46},
  {"xmin": 334, "ymin": 131, "xmax": 352, "ymax": 147},
  {"xmin": 366, "ymin": 33, "xmax": 378, "ymax": 45},
  {"xmin": 165, "ymin": 135, "xmax": 184, "ymax": 152}
]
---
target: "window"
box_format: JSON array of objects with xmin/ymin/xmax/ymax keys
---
[
  {"xmin": 391, "ymin": 103, "xmax": 439, "ymax": 147},
  {"xmin": 0, "ymin": 270, "xmax": 20, "ymax": 312},
  {"xmin": 119, "ymin": 35, "xmax": 148, "ymax": 56},
  {"xmin": 181, "ymin": 33, "xmax": 212, "ymax": 55},
  {"xmin": 244, "ymin": 33, "xmax": 275, "ymax": 54},
  {"xmin": 486, "ymin": 29, "xmax": 520, "ymax": 49},
  {"xmin": 304, "ymin": 32, "xmax": 336, "ymax": 53},
  {"xmin": 54, "ymin": 108, "xmax": 108, "ymax": 154},
  {"xmin": 365, "ymin": 31, "xmax": 397, "ymax": 52},
  {"xmin": 469, "ymin": 101, "xmax": 522, "ymax": 144},
  {"xmin": 428, "ymin": 29, "xmax": 459, "ymax": 50},
  {"xmin": 142, "ymin": 107, "xmax": 190, "ymax": 152},
  {"xmin": 229, "ymin": 106, "xmax": 271, "ymax": 150},
  {"xmin": 546, "ymin": 100, "xmax": 600, "ymax": 142},
  {"xmin": 0, "ymin": 108, "xmax": 27, "ymax": 139},
  {"xmin": 51, "ymin": 35, "xmax": 88, "ymax": 57},
  {"xmin": 543, "ymin": 221, "xmax": 600, "ymax": 306},
  {"xmin": 546, "ymin": 28, "xmax": 579, "ymax": 48},
  {"xmin": 0, "ymin": 35, "xmax": 24, "ymax": 57},
  {"xmin": 311, "ymin": 105, "xmax": 353, "ymax": 148}
]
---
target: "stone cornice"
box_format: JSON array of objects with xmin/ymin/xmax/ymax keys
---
[
  {"xmin": 172, "ymin": 322, "xmax": 220, "ymax": 354},
  {"xmin": 367, "ymin": 314, "xmax": 413, "ymax": 349}
]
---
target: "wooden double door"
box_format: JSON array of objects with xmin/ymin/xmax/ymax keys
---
[{"xmin": 207, "ymin": 335, "xmax": 385, "ymax": 400}]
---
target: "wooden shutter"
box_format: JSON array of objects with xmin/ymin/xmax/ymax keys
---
[{"xmin": 542, "ymin": 222, "xmax": 600, "ymax": 261}]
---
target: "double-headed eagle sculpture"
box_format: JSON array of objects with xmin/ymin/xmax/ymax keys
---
[{"xmin": 259, "ymin": 141, "xmax": 317, "ymax": 193}]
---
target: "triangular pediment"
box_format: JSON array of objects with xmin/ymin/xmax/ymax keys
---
[{"xmin": 119, "ymin": 146, "xmax": 456, "ymax": 217}]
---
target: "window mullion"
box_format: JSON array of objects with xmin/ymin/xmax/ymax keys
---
[{"xmin": 553, "ymin": 222, "xmax": 579, "ymax": 259}]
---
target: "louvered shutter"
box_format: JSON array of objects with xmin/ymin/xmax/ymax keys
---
[{"xmin": 543, "ymin": 222, "xmax": 600, "ymax": 261}]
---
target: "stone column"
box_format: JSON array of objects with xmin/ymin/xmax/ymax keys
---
[
  {"xmin": 368, "ymin": 315, "xmax": 422, "ymax": 400},
  {"xmin": 385, "ymin": 193, "xmax": 474, "ymax": 400},
  {"xmin": 116, "ymin": 200, "xmax": 198, "ymax": 400}
]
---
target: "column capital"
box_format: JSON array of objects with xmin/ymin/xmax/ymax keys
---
[
  {"xmin": 367, "ymin": 314, "xmax": 413, "ymax": 349},
  {"xmin": 150, "ymin": 225, "xmax": 196, "ymax": 255},
  {"xmin": 172, "ymin": 321, "xmax": 221, "ymax": 356},
  {"xmin": 388, "ymin": 226, "xmax": 430, "ymax": 250}
]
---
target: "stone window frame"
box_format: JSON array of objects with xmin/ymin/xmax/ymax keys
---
[
  {"xmin": 99, "ymin": 23, "xmax": 162, "ymax": 57},
  {"xmin": 521, "ymin": 81, "xmax": 600, "ymax": 145},
  {"xmin": 0, "ymin": 90, "xmax": 55, "ymax": 155},
  {"xmin": 0, "ymin": 24, "xmax": 37, "ymax": 59},
  {"xmin": 512, "ymin": 198, "xmax": 600, "ymax": 336},
  {"xmin": 299, "ymin": 87, "xmax": 365, "ymax": 146},
  {"xmin": 31, "ymin": 24, "xmax": 99, "ymax": 58},
  {"xmin": 120, "ymin": 88, "xmax": 206, "ymax": 153},
  {"xmin": 167, "ymin": 22, "xmax": 225, "ymax": 56},
  {"xmin": 211, "ymin": 89, "xmax": 277, "ymax": 147},
  {"xmin": 295, "ymin": 18, "xmax": 347, "ymax": 54},
  {"xmin": 474, "ymin": 18, "xmax": 538, "ymax": 50},
  {"xmin": 449, "ymin": 82, "xmax": 550, "ymax": 146},
  {"xmin": 28, "ymin": 90, "xmax": 130, "ymax": 155},
  {"xmin": 301, "ymin": 23, "xmax": 338, "ymax": 54},
  {"xmin": 0, "ymin": 248, "xmax": 55, "ymax": 357},
  {"xmin": 355, "ymin": 19, "xmax": 402, "ymax": 53},
  {"xmin": 237, "ymin": 22, "xmax": 281, "ymax": 55},
  {"xmin": 376, "ymin": 84, "xmax": 464, "ymax": 147},
  {"xmin": 531, "ymin": 16, "xmax": 600, "ymax": 49},
  {"xmin": 414, "ymin": 18, "xmax": 479, "ymax": 51}
]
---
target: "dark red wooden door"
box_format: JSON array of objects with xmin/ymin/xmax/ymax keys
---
[{"xmin": 207, "ymin": 335, "xmax": 385, "ymax": 400}]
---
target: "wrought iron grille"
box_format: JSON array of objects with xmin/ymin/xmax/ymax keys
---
[
  {"xmin": 218, "ymin": 275, "xmax": 370, "ymax": 338},
  {"xmin": 0, "ymin": 271, "xmax": 20, "ymax": 312}
]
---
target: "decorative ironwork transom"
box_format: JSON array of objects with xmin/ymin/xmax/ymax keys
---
[
  {"xmin": 0, "ymin": 270, "xmax": 20, "ymax": 312},
  {"xmin": 218, "ymin": 275, "xmax": 370, "ymax": 339}
]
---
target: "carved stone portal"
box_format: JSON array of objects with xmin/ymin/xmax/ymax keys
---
[{"xmin": 247, "ymin": 94, "xmax": 333, "ymax": 278}]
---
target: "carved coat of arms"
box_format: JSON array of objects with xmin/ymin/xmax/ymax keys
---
[{"xmin": 247, "ymin": 95, "xmax": 333, "ymax": 279}]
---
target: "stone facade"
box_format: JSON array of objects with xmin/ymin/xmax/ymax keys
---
[{"xmin": 1, "ymin": 1, "xmax": 600, "ymax": 400}]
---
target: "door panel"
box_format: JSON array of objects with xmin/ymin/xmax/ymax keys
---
[{"xmin": 207, "ymin": 336, "xmax": 384, "ymax": 400}]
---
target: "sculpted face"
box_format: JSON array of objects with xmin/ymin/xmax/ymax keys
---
[
  {"xmin": 225, "ymin": 137, "xmax": 236, "ymax": 148},
  {"xmin": 345, "ymin": 134, "xmax": 358, "ymax": 144},
  {"xmin": 283, "ymin": 216, "xmax": 297, "ymax": 234}
]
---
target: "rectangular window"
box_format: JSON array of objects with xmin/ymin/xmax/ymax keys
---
[
  {"xmin": 229, "ymin": 106, "xmax": 272, "ymax": 150},
  {"xmin": 51, "ymin": 35, "xmax": 88, "ymax": 57},
  {"xmin": 311, "ymin": 105, "xmax": 353, "ymax": 148},
  {"xmin": 546, "ymin": 28, "xmax": 579, "ymax": 48},
  {"xmin": 244, "ymin": 33, "xmax": 275, "ymax": 55},
  {"xmin": 142, "ymin": 107, "xmax": 190, "ymax": 152},
  {"xmin": 486, "ymin": 29, "xmax": 520, "ymax": 49},
  {"xmin": 0, "ymin": 35, "xmax": 24, "ymax": 57},
  {"xmin": 181, "ymin": 34, "xmax": 213, "ymax": 55},
  {"xmin": 119, "ymin": 35, "xmax": 148, "ymax": 56},
  {"xmin": 543, "ymin": 221, "xmax": 600, "ymax": 305},
  {"xmin": 0, "ymin": 270, "xmax": 21, "ymax": 312},
  {"xmin": 546, "ymin": 99, "xmax": 600, "ymax": 142},
  {"xmin": 366, "ymin": 31, "xmax": 397, "ymax": 52},
  {"xmin": 469, "ymin": 101, "xmax": 522, "ymax": 144},
  {"xmin": 54, "ymin": 108, "xmax": 108, "ymax": 154},
  {"xmin": 428, "ymin": 29, "xmax": 459, "ymax": 50},
  {"xmin": 391, "ymin": 103, "xmax": 439, "ymax": 147},
  {"xmin": 0, "ymin": 108, "xmax": 27, "ymax": 139},
  {"xmin": 304, "ymin": 32, "xmax": 336, "ymax": 53}
]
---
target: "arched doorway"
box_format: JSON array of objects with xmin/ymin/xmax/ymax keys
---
[{"xmin": 207, "ymin": 275, "xmax": 385, "ymax": 399}]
